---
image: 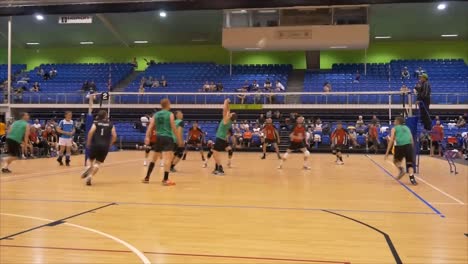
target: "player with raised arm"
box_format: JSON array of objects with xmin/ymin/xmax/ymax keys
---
[
  {"xmin": 212, "ymin": 98, "xmax": 237, "ymax": 176},
  {"xmin": 142, "ymin": 99, "xmax": 177, "ymax": 186},
  {"xmin": 81, "ymin": 110, "xmax": 117, "ymax": 186},
  {"xmin": 170, "ymin": 111, "xmax": 185, "ymax": 172},
  {"xmin": 56, "ymin": 111, "xmax": 75, "ymax": 166},
  {"xmin": 1, "ymin": 112, "xmax": 30, "ymax": 173},
  {"xmin": 385, "ymin": 116, "xmax": 418, "ymax": 185},
  {"xmin": 278, "ymin": 116, "xmax": 311, "ymax": 170},
  {"xmin": 261, "ymin": 118, "xmax": 281, "ymax": 160}
]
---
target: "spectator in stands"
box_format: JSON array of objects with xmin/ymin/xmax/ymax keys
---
[
  {"xmin": 414, "ymin": 66, "xmax": 425, "ymax": 78},
  {"xmin": 419, "ymin": 131, "xmax": 430, "ymax": 151},
  {"xmin": 43, "ymin": 69, "xmax": 51, "ymax": 80},
  {"xmin": 37, "ymin": 67, "xmax": 44, "ymax": 76},
  {"xmin": 264, "ymin": 78, "xmax": 272, "ymax": 90},
  {"xmin": 89, "ymin": 80, "xmax": 97, "ymax": 92},
  {"xmin": 274, "ymin": 110, "xmax": 281, "ymax": 120},
  {"xmin": 314, "ymin": 118, "xmax": 323, "ymax": 132},
  {"xmin": 30, "ymin": 82, "xmax": 40, "ymax": 92},
  {"xmin": 414, "ymin": 73, "xmax": 431, "ymax": 130},
  {"xmin": 13, "ymin": 87, "xmax": 24, "ymax": 103},
  {"xmin": 275, "ymin": 80, "xmax": 285, "ymax": 91},
  {"xmin": 140, "ymin": 114, "xmax": 150, "ymax": 133},
  {"xmin": 354, "ymin": 70, "xmax": 361, "ymax": 83},
  {"xmin": 232, "ymin": 128, "xmax": 243, "ymax": 148},
  {"xmin": 43, "ymin": 126, "xmax": 58, "ymax": 157},
  {"xmin": 202, "ymin": 81, "xmax": 210, "ymax": 92},
  {"xmin": 242, "ymin": 128, "xmax": 253, "ymax": 148},
  {"xmin": 371, "ymin": 115, "xmax": 380, "ymax": 126},
  {"xmin": 209, "ymin": 82, "xmax": 216, "ymax": 91},
  {"xmin": 131, "ymin": 57, "xmax": 138, "ymax": 68},
  {"xmin": 160, "ymin": 75, "xmax": 167, "ymax": 87},
  {"xmin": 254, "ymin": 89, "xmax": 263, "ymax": 104},
  {"xmin": 323, "ymin": 82, "xmax": 332, "ymax": 92},
  {"xmin": 241, "ymin": 120, "xmax": 250, "ymax": 131},
  {"xmin": 258, "ymin": 113, "xmax": 266, "ymax": 125},
  {"xmin": 139, "ymin": 85, "xmax": 145, "ymax": 94},
  {"xmin": 347, "ymin": 126, "xmax": 359, "ymax": 149},
  {"xmin": 151, "ymin": 78, "xmax": 160, "ymax": 88},
  {"xmin": 401, "ymin": 67, "xmax": 410, "ymax": 80},
  {"xmin": 144, "ymin": 77, "xmax": 153, "ymax": 88},
  {"xmin": 251, "ymin": 80, "xmax": 260, "ymax": 91},
  {"xmin": 456, "ymin": 116, "xmax": 466, "ymax": 128},
  {"xmin": 0, "ymin": 118, "xmax": 6, "ymax": 140},
  {"xmin": 81, "ymin": 80, "xmax": 90, "ymax": 91},
  {"xmin": 356, "ymin": 115, "xmax": 366, "ymax": 134},
  {"xmin": 430, "ymin": 120, "xmax": 444, "ymax": 157},
  {"xmin": 400, "ymin": 84, "xmax": 410, "ymax": 94},
  {"xmin": 432, "ymin": 115, "xmax": 440, "ymax": 126},
  {"xmin": 237, "ymin": 92, "xmax": 247, "ymax": 104},
  {"xmin": 32, "ymin": 119, "xmax": 42, "ymax": 130},
  {"xmin": 50, "ymin": 68, "xmax": 57, "ymax": 78},
  {"xmin": 216, "ymin": 82, "xmax": 224, "ymax": 92}
]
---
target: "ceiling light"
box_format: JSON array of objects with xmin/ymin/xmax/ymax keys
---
[
  {"xmin": 26, "ymin": 42, "xmax": 40, "ymax": 45},
  {"xmin": 35, "ymin": 14, "xmax": 44, "ymax": 21},
  {"xmin": 330, "ymin": 46, "xmax": 348, "ymax": 49},
  {"xmin": 80, "ymin": 41, "xmax": 94, "ymax": 45},
  {"xmin": 437, "ymin": 3, "xmax": 447, "ymax": 10},
  {"xmin": 134, "ymin": 40, "xmax": 148, "ymax": 44},
  {"xmin": 159, "ymin": 11, "xmax": 167, "ymax": 17},
  {"xmin": 375, "ymin": 36, "xmax": 392, "ymax": 39},
  {"xmin": 231, "ymin": 10, "xmax": 247, "ymax": 14},
  {"xmin": 441, "ymin": 34, "xmax": 458, "ymax": 37},
  {"xmin": 258, "ymin": 10, "xmax": 277, "ymax": 14}
]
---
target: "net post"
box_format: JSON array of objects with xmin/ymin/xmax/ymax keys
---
[{"xmin": 84, "ymin": 95, "xmax": 94, "ymax": 166}]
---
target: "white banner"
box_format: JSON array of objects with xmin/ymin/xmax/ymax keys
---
[{"xmin": 58, "ymin": 16, "xmax": 93, "ymax": 24}]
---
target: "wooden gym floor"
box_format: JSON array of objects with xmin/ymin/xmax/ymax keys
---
[{"xmin": 0, "ymin": 151, "xmax": 466, "ymax": 264}]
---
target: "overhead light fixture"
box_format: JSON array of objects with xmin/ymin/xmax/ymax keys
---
[
  {"xmin": 134, "ymin": 40, "xmax": 149, "ymax": 44},
  {"xmin": 244, "ymin": 47, "xmax": 261, "ymax": 50},
  {"xmin": 80, "ymin": 41, "xmax": 94, "ymax": 45},
  {"xmin": 437, "ymin": 3, "xmax": 447, "ymax": 10},
  {"xmin": 35, "ymin": 14, "xmax": 44, "ymax": 21},
  {"xmin": 441, "ymin": 34, "xmax": 458, "ymax": 37},
  {"xmin": 159, "ymin": 11, "xmax": 167, "ymax": 17},
  {"xmin": 375, "ymin": 36, "xmax": 392, "ymax": 39},
  {"xmin": 26, "ymin": 42, "xmax": 40, "ymax": 45},
  {"xmin": 231, "ymin": 10, "xmax": 247, "ymax": 14},
  {"xmin": 330, "ymin": 46, "xmax": 348, "ymax": 49},
  {"xmin": 258, "ymin": 10, "xmax": 277, "ymax": 14}
]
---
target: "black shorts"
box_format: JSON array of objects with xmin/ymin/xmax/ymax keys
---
[
  {"xmin": 432, "ymin": 140, "xmax": 440, "ymax": 148},
  {"xmin": 394, "ymin": 144, "xmax": 414, "ymax": 164},
  {"xmin": 153, "ymin": 136, "xmax": 174, "ymax": 152},
  {"xmin": 265, "ymin": 138, "xmax": 277, "ymax": 144},
  {"xmin": 89, "ymin": 145, "xmax": 110, "ymax": 163},
  {"xmin": 6, "ymin": 138, "xmax": 21, "ymax": 157},
  {"xmin": 187, "ymin": 139, "xmax": 202, "ymax": 145},
  {"xmin": 214, "ymin": 138, "xmax": 229, "ymax": 152},
  {"xmin": 288, "ymin": 141, "xmax": 306, "ymax": 151}
]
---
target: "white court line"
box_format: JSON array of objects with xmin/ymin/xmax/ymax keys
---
[
  {"xmin": 415, "ymin": 176, "xmax": 465, "ymax": 205},
  {"xmin": 0, "ymin": 158, "xmax": 143, "ymax": 182},
  {"xmin": 383, "ymin": 159, "xmax": 465, "ymax": 205},
  {"xmin": 1, "ymin": 213, "xmax": 151, "ymax": 264}
]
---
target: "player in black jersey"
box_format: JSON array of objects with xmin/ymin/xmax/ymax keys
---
[{"xmin": 81, "ymin": 110, "xmax": 117, "ymax": 186}]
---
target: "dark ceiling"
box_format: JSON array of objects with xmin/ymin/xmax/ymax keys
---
[{"xmin": 0, "ymin": 0, "xmax": 447, "ymax": 16}]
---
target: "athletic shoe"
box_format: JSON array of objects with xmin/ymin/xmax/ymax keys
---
[
  {"xmin": 143, "ymin": 160, "xmax": 148, "ymax": 166},
  {"xmin": 336, "ymin": 161, "xmax": 344, "ymax": 165},
  {"xmin": 141, "ymin": 177, "xmax": 150, "ymax": 184},
  {"xmin": 409, "ymin": 175, "xmax": 418, "ymax": 185},
  {"xmin": 85, "ymin": 176, "xmax": 92, "ymax": 186},
  {"xmin": 212, "ymin": 170, "xmax": 219, "ymax": 175},
  {"xmin": 396, "ymin": 167, "xmax": 405, "ymax": 180},
  {"xmin": 65, "ymin": 160, "xmax": 70, "ymax": 167},
  {"xmin": 277, "ymin": 164, "xmax": 283, "ymax": 169},
  {"xmin": 2, "ymin": 168, "xmax": 12, "ymax": 173},
  {"xmin": 81, "ymin": 167, "xmax": 91, "ymax": 179},
  {"xmin": 162, "ymin": 180, "xmax": 176, "ymax": 186},
  {"xmin": 202, "ymin": 162, "xmax": 207, "ymax": 168},
  {"xmin": 303, "ymin": 165, "xmax": 312, "ymax": 170},
  {"xmin": 57, "ymin": 158, "xmax": 64, "ymax": 166},
  {"xmin": 170, "ymin": 168, "xmax": 177, "ymax": 173},
  {"xmin": 261, "ymin": 154, "xmax": 266, "ymax": 159},
  {"xmin": 214, "ymin": 171, "xmax": 225, "ymax": 176}
]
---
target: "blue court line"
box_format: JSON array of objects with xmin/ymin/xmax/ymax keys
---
[
  {"xmin": 366, "ymin": 155, "xmax": 445, "ymax": 218},
  {"xmin": 0, "ymin": 198, "xmax": 437, "ymax": 216}
]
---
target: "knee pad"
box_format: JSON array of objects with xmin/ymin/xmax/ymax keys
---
[
  {"xmin": 145, "ymin": 147, "xmax": 151, "ymax": 154},
  {"xmin": 93, "ymin": 163, "xmax": 100, "ymax": 170},
  {"xmin": 207, "ymin": 150, "xmax": 213, "ymax": 158},
  {"xmin": 332, "ymin": 149, "xmax": 337, "ymax": 155},
  {"xmin": 228, "ymin": 150, "xmax": 233, "ymax": 157},
  {"xmin": 304, "ymin": 150, "xmax": 310, "ymax": 157}
]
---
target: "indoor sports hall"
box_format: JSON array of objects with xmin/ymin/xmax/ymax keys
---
[{"xmin": 0, "ymin": 1, "xmax": 467, "ymax": 264}]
